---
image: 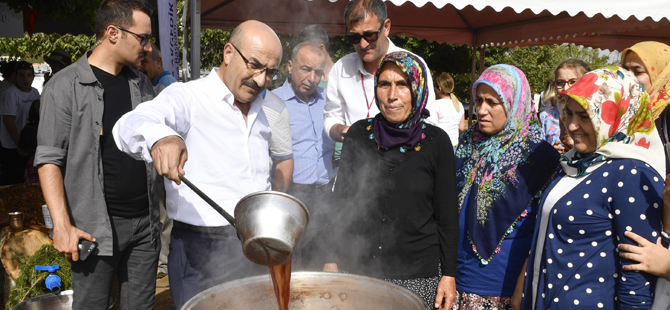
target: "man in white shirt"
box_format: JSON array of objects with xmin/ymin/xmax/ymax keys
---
[
  {"xmin": 324, "ymin": 0, "xmax": 438, "ymax": 143},
  {"xmin": 112, "ymin": 20, "xmax": 282, "ymax": 309},
  {"xmin": 0, "ymin": 61, "xmax": 39, "ymax": 184}
]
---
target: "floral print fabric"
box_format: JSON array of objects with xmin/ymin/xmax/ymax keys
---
[
  {"xmin": 648, "ymin": 65, "xmax": 670, "ymax": 119},
  {"xmin": 540, "ymin": 106, "xmax": 560, "ymax": 145},
  {"xmin": 455, "ymin": 64, "xmax": 556, "ymax": 262},
  {"xmin": 559, "ymin": 67, "xmax": 665, "ymax": 177}
]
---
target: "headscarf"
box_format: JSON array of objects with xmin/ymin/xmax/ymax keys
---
[
  {"xmin": 559, "ymin": 66, "xmax": 665, "ymax": 178},
  {"xmin": 371, "ymin": 51, "xmax": 429, "ymax": 151},
  {"xmin": 455, "ymin": 64, "xmax": 558, "ymax": 262},
  {"xmin": 648, "ymin": 65, "xmax": 670, "ymax": 119},
  {"xmin": 621, "ymin": 41, "xmax": 670, "ymax": 89}
]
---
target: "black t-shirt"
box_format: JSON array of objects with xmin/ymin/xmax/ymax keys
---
[{"xmin": 91, "ymin": 65, "xmax": 148, "ymax": 218}]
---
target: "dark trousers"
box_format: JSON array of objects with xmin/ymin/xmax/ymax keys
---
[
  {"xmin": 288, "ymin": 181, "xmax": 333, "ymax": 271},
  {"xmin": 168, "ymin": 224, "xmax": 266, "ymax": 309},
  {"xmin": 0, "ymin": 146, "xmax": 28, "ymax": 185},
  {"xmin": 70, "ymin": 214, "xmax": 159, "ymax": 310}
]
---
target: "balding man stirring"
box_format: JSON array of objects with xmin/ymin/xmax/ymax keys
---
[{"xmin": 112, "ymin": 20, "xmax": 282, "ymax": 307}]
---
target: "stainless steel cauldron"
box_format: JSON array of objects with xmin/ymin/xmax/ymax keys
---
[{"xmin": 182, "ymin": 272, "xmax": 428, "ymax": 310}]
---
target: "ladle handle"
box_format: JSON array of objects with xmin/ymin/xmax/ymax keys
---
[{"xmin": 178, "ymin": 173, "xmax": 236, "ymax": 228}]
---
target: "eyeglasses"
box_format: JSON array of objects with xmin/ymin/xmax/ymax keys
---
[
  {"xmin": 230, "ymin": 44, "xmax": 279, "ymax": 79},
  {"xmin": 114, "ymin": 25, "xmax": 152, "ymax": 46},
  {"xmin": 345, "ymin": 22, "xmax": 384, "ymax": 45},
  {"xmin": 554, "ymin": 79, "xmax": 578, "ymax": 89}
]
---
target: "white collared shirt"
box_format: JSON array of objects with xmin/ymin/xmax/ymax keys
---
[
  {"xmin": 113, "ymin": 69, "xmax": 271, "ymax": 227},
  {"xmin": 323, "ymin": 38, "xmax": 438, "ymax": 141}
]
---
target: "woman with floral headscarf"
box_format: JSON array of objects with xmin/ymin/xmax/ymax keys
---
[
  {"xmin": 332, "ymin": 51, "xmax": 458, "ymax": 309},
  {"xmin": 521, "ymin": 67, "xmax": 664, "ymax": 310},
  {"xmin": 453, "ymin": 65, "xmax": 560, "ymax": 309}
]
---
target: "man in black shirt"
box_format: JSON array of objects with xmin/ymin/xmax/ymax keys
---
[{"xmin": 35, "ymin": 0, "xmax": 160, "ymax": 309}]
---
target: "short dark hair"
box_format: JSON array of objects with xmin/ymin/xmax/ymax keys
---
[
  {"xmin": 16, "ymin": 61, "xmax": 34, "ymax": 75},
  {"xmin": 0, "ymin": 61, "xmax": 18, "ymax": 79},
  {"xmin": 344, "ymin": 0, "xmax": 387, "ymax": 27},
  {"xmin": 95, "ymin": 0, "xmax": 153, "ymax": 39},
  {"xmin": 296, "ymin": 24, "xmax": 330, "ymax": 52}
]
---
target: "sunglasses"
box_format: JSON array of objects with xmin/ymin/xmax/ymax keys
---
[
  {"xmin": 114, "ymin": 25, "xmax": 152, "ymax": 46},
  {"xmin": 345, "ymin": 23, "xmax": 384, "ymax": 45}
]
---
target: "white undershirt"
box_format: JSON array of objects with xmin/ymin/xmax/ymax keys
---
[{"xmin": 531, "ymin": 174, "xmax": 587, "ymax": 307}]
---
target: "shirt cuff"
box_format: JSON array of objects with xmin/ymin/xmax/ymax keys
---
[
  {"xmin": 324, "ymin": 117, "xmax": 343, "ymax": 143},
  {"xmin": 271, "ymin": 153, "xmax": 294, "ymax": 161},
  {"xmin": 143, "ymin": 126, "xmax": 183, "ymax": 162}
]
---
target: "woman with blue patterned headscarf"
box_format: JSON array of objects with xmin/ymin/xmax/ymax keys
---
[
  {"xmin": 332, "ymin": 51, "xmax": 458, "ymax": 309},
  {"xmin": 452, "ymin": 64, "xmax": 560, "ymax": 309}
]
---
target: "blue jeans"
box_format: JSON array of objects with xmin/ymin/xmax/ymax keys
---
[
  {"xmin": 168, "ymin": 225, "xmax": 266, "ymax": 309},
  {"xmin": 70, "ymin": 214, "xmax": 160, "ymax": 310}
]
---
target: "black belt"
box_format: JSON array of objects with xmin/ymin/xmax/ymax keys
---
[
  {"xmin": 173, "ymin": 220, "xmax": 237, "ymax": 236},
  {"xmin": 290, "ymin": 181, "xmax": 333, "ymax": 194}
]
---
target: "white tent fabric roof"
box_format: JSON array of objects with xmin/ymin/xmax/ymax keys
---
[
  {"xmin": 386, "ymin": 0, "xmax": 668, "ymax": 22},
  {"xmin": 198, "ymin": 0, "xmax": 670, "ymax": 51}
]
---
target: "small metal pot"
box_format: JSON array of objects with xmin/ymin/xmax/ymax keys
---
[
  {"xmin": 179, "ymin": 174, "xmax": 309, "ymax": 266},
  {"xmin": 14, "ymin": 290, "xmax": 115, "ymax": 310},
  {"xmin": 182, "ymin": 272, "xmax": 428, "ymax": 310},
  {"xmin": 235, "ymin": 191, "xmax": 309, "ymax": 266}
]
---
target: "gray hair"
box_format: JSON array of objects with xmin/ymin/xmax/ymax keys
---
[
  {"xmin": 291, "ymin": 42, "xmax": 326, "ymax": 64},
  {"xmin": 296, "ymin": 24, "xmax": 330, "ymax": 52},
  {"xmin": 344, "ymin": 0, "xmax": 387, "ymax": 26},
  {"xmin": 150, "ymin": 42, "xmax": 161, "ymax": 60}
]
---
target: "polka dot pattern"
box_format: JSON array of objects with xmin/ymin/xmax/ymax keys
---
[{"xmin": 525, "ymin": 160, "xmax": 662, "ymax": 309}]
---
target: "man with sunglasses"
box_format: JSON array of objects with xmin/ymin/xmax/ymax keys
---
[
  {"xmin": 324, "ymin": 0, "xmax": 439, "ymax": 143},
  {"xmin": 112, "ymin": 20, "xmax": 283, "ymax": 308},
  {"xmin": 35, "ymin": 0, "xmax": 159, "ymax": 309}
]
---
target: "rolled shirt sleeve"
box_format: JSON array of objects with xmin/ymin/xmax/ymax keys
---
[
  {"xmin": 323, "ymin": 61, "xmax": 345, "ymax": 142},
  {"xmin": 112, "ymin": 83, "xmax": 192, "ymax": 163}
]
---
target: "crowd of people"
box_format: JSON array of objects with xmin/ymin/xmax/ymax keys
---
[{"xmin": 1, "ymin": 0, "xmax": 669, "ymax": 309}]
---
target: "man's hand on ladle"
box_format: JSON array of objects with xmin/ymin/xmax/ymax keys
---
[{"xmin": 151, "ymin": 135, "xmax": 188, "ymax": 184}]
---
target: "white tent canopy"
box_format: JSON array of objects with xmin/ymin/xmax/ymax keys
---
[
  {"xmin": 197, "ymin": 0, "xmax": 670, "ymax": 50},
  {"xmin": 186, "ymin": 0, "xmax": 670, "ymax": 78}
]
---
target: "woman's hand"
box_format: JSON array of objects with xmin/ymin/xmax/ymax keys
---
[
  {"xmin": 619, "ymin": 230, "xmax": 670, "ymax": 279},
  {"xmin": 434, "ymin": 275, "xmax": 456, "ymax": 309},
  {"xmin": 552, "ymin": 141, "xmax": 565, "ymax": 155}
]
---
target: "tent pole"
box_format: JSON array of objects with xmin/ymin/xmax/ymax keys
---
[
  {"xmin": 478, "ymin": 47, "xmax": 485, "ymax": 73},
  {"xmin": 469, "ymin": 45, "xmax": 477, "ymax": 124},
  {"xmin": 190, "ymin": 0, "xmax": 201, "ymax": 80},
  {"xmin": 181, "ymin": 0, "xmax": 189, "ymax": 81}
]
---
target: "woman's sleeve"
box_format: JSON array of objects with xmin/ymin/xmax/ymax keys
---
[
  {"xmin": 611, "ymin": 162, "xmax": 663, "ymax": 309},
  {"xmin": 432, "ymin": 131, "xmax": 459, "ymax": 277}
]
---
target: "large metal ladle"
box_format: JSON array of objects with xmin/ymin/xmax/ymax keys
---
[{"xmin": 178, "ymin": 174, "xmax": 309, "ymax": 266}]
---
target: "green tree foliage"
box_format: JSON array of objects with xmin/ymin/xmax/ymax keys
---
[
  {"xmin": 0, "ymin": 32, "xmax": 95, "ymax": 63},
  {"xmin": 485, "ymin": 44, "xmax": 613, "ymax": 94},
  {"xmin": 6, "ymin": 244, "xmax": 72, "ymax": 310}
]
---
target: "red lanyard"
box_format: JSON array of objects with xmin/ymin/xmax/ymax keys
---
[{"xmin": 361, "ymin": 73, "xmax": 375, "ymax": 118}]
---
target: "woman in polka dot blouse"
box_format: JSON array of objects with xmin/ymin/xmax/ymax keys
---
[{"xmin": 521, "ymin": 67, "xmax": 665, "ymax": 310}]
